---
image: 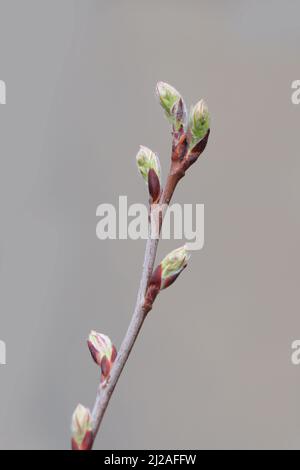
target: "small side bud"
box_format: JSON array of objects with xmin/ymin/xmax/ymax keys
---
[
  {"xmin": 145, "ymin": 246, "xmax": 190, "ymax": 311},
  {"xmin": 160, "ymin": 245, "xmax": 190, "ymax": 289},
  {"xmin": 136, "ymin": 146, "xmax": 161, "ymax": 201},
  {"xmin": 87, "ymin": 331, "xmax": 117, "ymax": 385},
  {"xmin": 71, "ymin": 404, "xmax": 93, "ymax": 451},
  {"xmin": 188, "ymin": 100, "xmax": 210, "ymax": 150}
]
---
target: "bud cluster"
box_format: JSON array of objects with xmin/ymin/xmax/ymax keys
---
[{"xmin": 156, "ymin": 81, "xmax": 210, "ymax": 164}]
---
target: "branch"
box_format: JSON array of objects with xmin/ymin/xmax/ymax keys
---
[
  {"xmin": 70, "ymin": 82, "xmax": 210, "ymax": 451},
  {"xmin": 91, "ymin": 233, "xmax": 157, "ymax": 432},
  {"xmin": 91, "ymin": 154, "xmax": 182, "ymax": 438}
]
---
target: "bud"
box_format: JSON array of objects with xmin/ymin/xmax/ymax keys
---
[
  {"xmin": 188, "ymin": 100, "xmax": 210, "ymax": 149},
  {"xmin": 156, "ymin": 81, "xmax": 187, "ymax": 129},
  {"xmin": 156, "ymin": 82, "xmax": 180, "ymax": 117},
  {"xmin": 71, "ymin": 404, "xmax": 93, "ymax": 451},
  {"xmin": 87, "ymin": 331, "xmax": 117, "ymax": 385},
  {"xmin": 160, "ymin": 245, "xmax": 190, "ymax": 289},
  {"xmin": 136, "ymin": 146, "xmax": 161, "ymax": 201},
  {"xmin": 144, "ymin": 246, "xmax": 190, "ymax": 312}
]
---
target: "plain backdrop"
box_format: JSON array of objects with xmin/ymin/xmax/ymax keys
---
[{"xmin": 0, "ymin": 0, "xmax": 300, "ymax": 450}]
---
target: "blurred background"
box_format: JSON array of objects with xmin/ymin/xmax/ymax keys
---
[{"xmin": 0, "ymin": 0, "xmax": 300, "ymax": 450}]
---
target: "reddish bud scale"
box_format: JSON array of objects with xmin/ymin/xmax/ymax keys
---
[
  {"xmin": 188, "ymin": 129, "xmax": 210, "ymax": 166},
  {"xmin": 148, "ymin": 168, "xmax": 160, "ymax": 203},
  {"xmin": 87, "ymin": 341, "xmax": 99, "ymax": 364},
  {"xmin": 172, "ymin": 127, "xmax": 184, "ymax": 149},
  {"xmin": 172, "ymin": 134, "xmax": 188, "ymax": 162},
  {"xmin": 100, "ymin": 356, "xmax": 110, "ymax": 379},
  {"xmin": 174, "ymin": 98, "xmax": 185, "ymax": 122},
  {"xmin": 71, "ymin": 430, "xmax": 94, "ymax": 451},
  {"xmin": 161, "ymin": 271, "xmax": 181, "ymax": 289},
  {"xmin": 149, "ymin": 264, "xmax": 162, "ymax": 290},
  {"xmin": 100, "ymin": 345, "xmax": 117, "ymax": 382},
  {"xmin": 144, "ymin": 265, "xmax": 162, "ymax": 312},
  {"xmin": 172, "ymin": 98, "xmax": 186, "ymax": 143}
]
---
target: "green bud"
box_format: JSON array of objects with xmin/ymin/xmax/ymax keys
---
[
  {"xmin": 71, "ymin": 404, "xmax": 93, "ymax": 451},
  {"xmin": 87, "ymin": 331, "xmax": 117, "ymax": 385},
  {"xmin": 136, "ymin": 145, "xmax": 161, "ymax": 185},
  {"xmin": 156, "ymin": 82, "xmax": 181, "ymax": 117},
  {"xmin": 144, "ymin": 245, "xmax": 190, "ymax": 311},
  {"xmin": 189, "ymin": 100, "xmax": 210, "ymax": 149},
  {"xmin": 160, "ymin": 245, "xmax": 190, "ymax": 289},
  {"xmin": 156, "ymin": 82, "xmax": 188, "ymax": 145}
]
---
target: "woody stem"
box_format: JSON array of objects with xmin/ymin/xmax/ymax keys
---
[{"xmin": 90, "ymin": 149, "xmax": 187, "ymax": 446}]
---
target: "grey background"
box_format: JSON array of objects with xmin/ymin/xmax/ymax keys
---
[{"xmin": 0, "ymin": 0, "xmax": 300, "ymax": 450}]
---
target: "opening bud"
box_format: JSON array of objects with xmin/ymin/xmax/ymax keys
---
[
  {"xmin": 71, "ymin": 404, "xmax": 93, "ymax": 451},
  {"xmin": 144, "ymin": 245, "xmax": 190, "ymax": 311},
  {"xmin": 188, "ymin": 99, "xmax": 210, "ymax": 149},
  {"xmin": 160, "ymin": 245, "xmax": 190, "ymax": 289},
  {"xmin": 156, "ymin": 81, "xmax": 181, "ymax": 116},
  {"xmin": 136, "ymin": 146, "xmax": 161, "ymax": 201},
  {"xmin": 156, "ymin": 82, "xmax": 187, "ymax": 134},
  {"xmin": 87, "ymin": 331, "xmax": 117, "ymax": 385}
]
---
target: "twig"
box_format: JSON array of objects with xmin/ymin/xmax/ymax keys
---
[
  {"xmin": 91, "ymin": 159, "xmax": 179, "ymax": 437},
  {"xmin": 91, "ymin": 234, "xmax": 156, "ymax": 434},
  {"xmin": 71, "ymin": 82, "xmax": 210, "ymax": 450},
  {"xmin": 90, "ymin": 130, "xmax": 209, "ymax": 443}
]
